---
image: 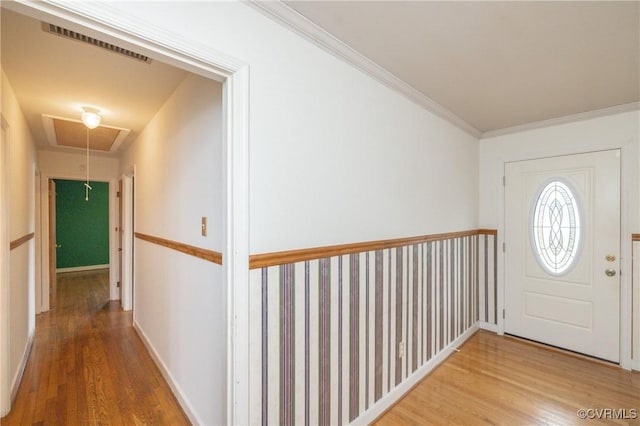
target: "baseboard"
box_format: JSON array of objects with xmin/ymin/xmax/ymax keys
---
[
  {"xmin": 632, "ymin": 358, "xmax": 640, "ymax": 371},
  {"xmin": 352, "ymin": 323, "xmax": 480, "ymax": 425},
  {"xmin": 10, "ymin": 330, "xmax": 34, "ymax": 405},
  {"xmin": 132, "ymin": 321, "xmax": 200, "ymax": 425},
  {"xmin": 56, "ymin": 264, "xmax": 109, "ymax": 273},
  {"xmin": 479, "ymin": 321, "xmax": 499, "ymax": 333}
]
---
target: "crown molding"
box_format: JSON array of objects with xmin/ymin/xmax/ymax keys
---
[
  {"xmin": 481, "ymin": 102, "xmax": 640, "ymax": 139},
  {"xmin": 245, "ymin": 1, "xmax": 482, "ymax": 138}
]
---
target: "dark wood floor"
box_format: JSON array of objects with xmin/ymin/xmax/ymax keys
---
[
  {"xmin": 375, "ymin": 330, "xmax": 640, "ymax": 425},
  {"xmin": 1, "ymin": 270, "xmax": 189, "ymax": 425}
]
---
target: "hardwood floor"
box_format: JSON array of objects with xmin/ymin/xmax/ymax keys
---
[
  {"xmin": 1, "ymin": 270, "xmax": 189, "ymax": 425},
  {"xmin": 375, "ymin": 330, "xmax": 640, "ymax": 425},
  {"xmin": 5, "ymin": 276, "xmax": 638, "ymax": 426}
]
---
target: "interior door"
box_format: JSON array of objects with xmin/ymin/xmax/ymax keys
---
[
  {"xmin": 505, "ymin": 150, "xmax": 620, "ymax": 362},
  {"xmin": 48, "ymin": 179, "xmax": 57, "ymax": 309}
]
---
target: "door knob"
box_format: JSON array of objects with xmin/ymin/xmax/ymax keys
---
[
  {"xmin": 605, "ymin": 268, "xmax": 616, "ymax": 277},
  {"xmin": 605, "ymin": 254, "xmax": 616, "ymax": 262}
]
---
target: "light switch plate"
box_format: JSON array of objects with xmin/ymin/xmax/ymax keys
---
[{"xmin": 201, "ymin": 217, "xmax": 207, "ymax": 236}]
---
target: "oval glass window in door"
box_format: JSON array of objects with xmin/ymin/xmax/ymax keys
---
[{"xmin": 531, "ymin": 180, "xmax": 582, "ymax": 275}]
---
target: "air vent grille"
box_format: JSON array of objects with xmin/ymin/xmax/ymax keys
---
[{"xmin": 42, "ymin": 23, "xmax": 152, "ymax": 64}]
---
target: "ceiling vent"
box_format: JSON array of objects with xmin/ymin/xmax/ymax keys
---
[{"xmin": 41, "ymin": 22, "xmax": 152, "ymax": 64}]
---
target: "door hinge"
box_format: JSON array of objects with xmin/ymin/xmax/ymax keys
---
[
  {"xmin": 502, "ymin": 309, "xmax": 505, "ymax": 319},
  {"xmin": 117, "ymin": 281, "xmax": 121, "ymax": 288},
  {"xmin": 117, "ymin": 191, "xmax": 121, "ymax": 198},
  {"xmin": 502, "ymin": 242, "xmax": 505, "ymax": 252},
  {"xmin": 502, "ymin": 176, "xmax": 505, "ymax": 186}
]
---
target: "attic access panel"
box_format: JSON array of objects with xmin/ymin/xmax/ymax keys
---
[{"xmin": 42, "ymin": 115, "xmax": 130, "ymax": 153}]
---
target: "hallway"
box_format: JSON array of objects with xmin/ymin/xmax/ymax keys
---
[{"xmin": 1, "ymin": 270, "xmax": 189, "ymax": 425}]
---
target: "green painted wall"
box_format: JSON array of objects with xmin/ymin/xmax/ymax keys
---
[{"xmin": 55, "ymin": 179, "xmax": 109, "ymax": 269}]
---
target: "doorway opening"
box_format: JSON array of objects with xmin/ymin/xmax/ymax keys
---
[
  {"xmin": 49, "ymin": 178, "xmax": 111, "ymax": 310},
  {"xmin": 41, "ymin": 176, "xmax": 118, "ymax": 312},
  {"xmin": 1, "ymin": 2, "xmax": 250, "ymax": 423}
]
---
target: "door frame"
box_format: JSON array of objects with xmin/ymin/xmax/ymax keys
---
[
  {"xmin": 4, "ymin": 1, "xmax": 251, "ymax": 422},
  {"xmin": 121, "ymin": 169, "xmax": 135, "ymax": 312},
  {"xmin": 48, "ymin": 179, "xmax": 57, "ymax": 309},
  {"xmin": 498, "ymin": 145, "xmax": 634, "ymax": 369},
  {"xmin": 1, "ymin": 115, "xmax": 11, "ymax": 416},
  {"xmin": 39, "ymin": 175, "xmax": 118, "ymax": 309}
]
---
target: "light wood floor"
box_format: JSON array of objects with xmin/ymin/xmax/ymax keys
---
[
  {"xmin": 375, "ymin": 330, "xmax": 640, "ymax": 425},
  {"xmin": 5, "ymin": 275, "xmax": 638, "ymax": 426},
  {"xmin": 1, "ymin": 270, "xmax": 189, "ymax": 425}
]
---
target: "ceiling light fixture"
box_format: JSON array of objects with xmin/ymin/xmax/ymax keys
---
[
  {"xmin": 81, "ymin": 106, "xmax": 101, "ymax": 129},
  {"xmin": 81, "ymin": 107, "xmax": 101, "ymax": 201}
]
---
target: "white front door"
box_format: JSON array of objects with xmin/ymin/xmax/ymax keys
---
[{"xmin": 505, "ymin": 149, "xmax": 620, "ymax": 362}]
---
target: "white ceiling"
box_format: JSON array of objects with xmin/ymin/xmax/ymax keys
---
[
  {"xmin": 282, "ymin": 1, "xmax": 640, "ymax": 134},
  {"xmin": 1, "ymin": 2, "xmax": 638, "ymax": 146},
  {"xmin": 1, "ymin": 8, "xmax": 188, "ymax": 156}
]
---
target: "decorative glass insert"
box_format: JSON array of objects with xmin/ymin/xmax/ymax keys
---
[{"xmin": 531, "ymin": 180, "xmax": 581, "ymax": 275}]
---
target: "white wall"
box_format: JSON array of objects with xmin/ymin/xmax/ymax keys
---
[
  {"xmin": 120, "ymin": 73, "xmax": 225, "ymax": 425},
  {"xmin": 106, "ymin": 1, "xmax": 479, "ymax": 254},
  {"xmin": 11, "ymin": 1, "xmax": 479, "ymax": 423},
  {"xmin": 479, "ymin": 111, "xmax": 639, "ymax": 228},
  {"xmin": 479, "ymin": 110, "xmax": 640, "ymax": 368},
  {"xmin": 1, "ymin": 69, "xmax": 37, "ymax": 411},
  {"xmin": 37, "ymin": 150, "xmax": 120, "ymax": 305},
  {"xmin": 38, "ymin": 150, "xmax": 119, "ymax": 180},
  {"xmin": 72, "ymin": 2, "xmax": 478, "ymax": 423},
  {"xmin": 120, "ymin": 74, "xmax": 223, "ymax": 251}
]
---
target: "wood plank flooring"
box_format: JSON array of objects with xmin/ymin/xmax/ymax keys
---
[
  {"xmin": 1, "ymin": 270, "xmax": 189, "ymax": 425},
  {"xmin": 5, "ymin": 274, "xmax": 638, "ymax": 425},
  {"xmin": 375, "ymin": 330, "xmax": 640, "ymax": 425}
]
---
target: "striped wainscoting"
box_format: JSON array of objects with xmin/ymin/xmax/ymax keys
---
[
  {"xmin": 248, "ymin": 230, "xmax": 497, "ymax": 425},
  {"xmin": 478, "ymin": 231, "xmax": 498, "ymax": 326},
  {"xmin": 633, "ymin": 235, "xmax": 640, "ymax": 364}
]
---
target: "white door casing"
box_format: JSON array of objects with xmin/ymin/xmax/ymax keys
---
[
  {"xmin": 121, "ymin": 173, "xmax": 134, "ymax": 312},
  {"xmin": 1, "ymin": 120, "xmax": 10, "ymax": 415},
  {"xmin": 505, "ymin": 149, "xmax": 620, "ymax": 362}
]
